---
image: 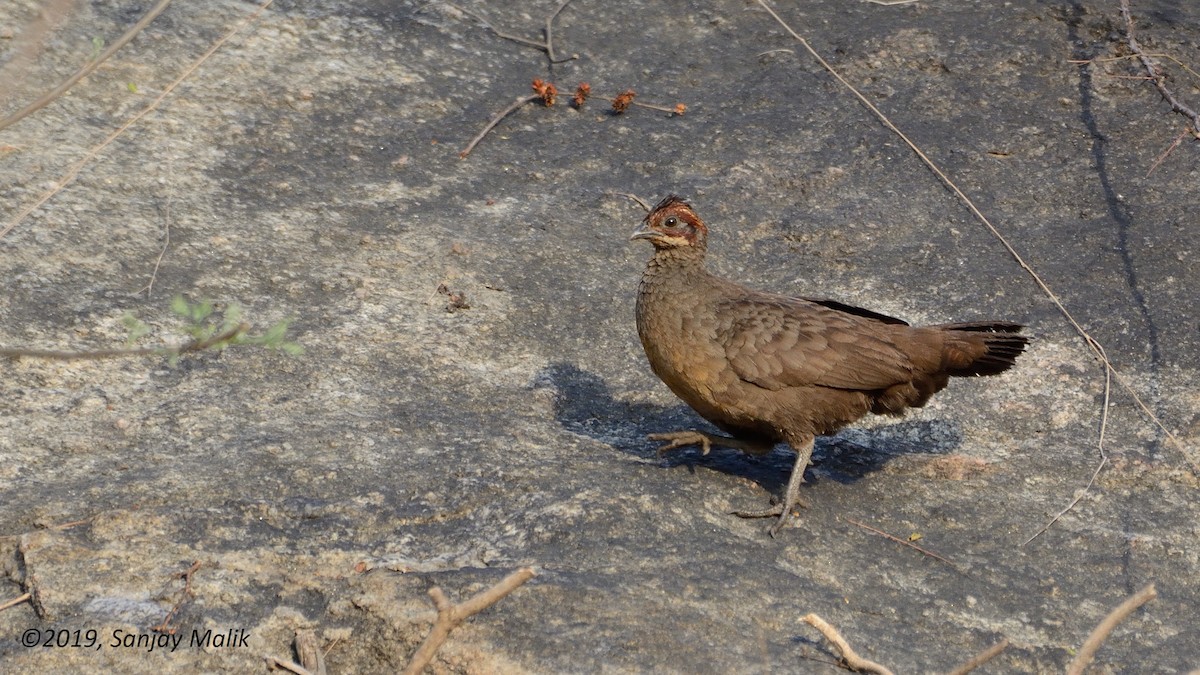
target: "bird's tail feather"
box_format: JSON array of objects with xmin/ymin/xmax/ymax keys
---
[{"xmin": 937, "ymin": 322, "xmax": 1029, "ymax": 377}]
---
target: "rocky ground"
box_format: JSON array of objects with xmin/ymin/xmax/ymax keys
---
[{"xmin": 1, "ymin": 0, "xmax": 1197, "ymax": 672}]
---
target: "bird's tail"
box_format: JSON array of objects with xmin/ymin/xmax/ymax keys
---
[{"xmin": 936, "ymin": 322, "xmax": 1030, "ymax": 377}]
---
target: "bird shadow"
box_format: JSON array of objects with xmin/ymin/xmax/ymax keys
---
[{"xmin": 533, "ymin": 362, "xmax": 964, "ymax": 497}]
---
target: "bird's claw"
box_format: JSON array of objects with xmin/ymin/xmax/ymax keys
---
[
  {"xmin": 648, "ymin": 431, "xmax": 712, "ymax": 456},
  {"xmin": 732, "ymin": 497, "xmax": 808, "ymax": 537}
]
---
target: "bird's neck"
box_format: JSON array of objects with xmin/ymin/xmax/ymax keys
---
[
  {"xmin": 645, "ymin": 246, "xmax": 707, "ymax": 278},
  {"xmin": 639, "ymin": 246, "xmax": 711, "ymax": 303}
]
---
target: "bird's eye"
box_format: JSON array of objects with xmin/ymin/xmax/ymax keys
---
[{"xmin": 664, "ymin": 217, "xmax": 678, "ymax": 228}]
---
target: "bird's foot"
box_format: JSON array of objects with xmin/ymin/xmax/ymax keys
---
[
  {"xmin": 648, "ymin": 430, "xmax": 715, "ymax": 457},
  {"xmin": 736, "ymin": 436, "xmax": 816, "ymax": 537},
  {"xmin": 732, "ymin": 498, "xmax": 808, "ymax": 537}
]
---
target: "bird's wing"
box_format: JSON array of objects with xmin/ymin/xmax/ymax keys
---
[{"xmin": 717, "ymin": 295, "xmax": 915, "ymax": 391}]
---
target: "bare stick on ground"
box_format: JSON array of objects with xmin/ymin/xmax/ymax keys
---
[
  {"xmin": 0, "ymin": 323, "xmax": 249, "ymax": 361},
  {"xmin": 152, "ymin": 560, "xmax": 202, "ymax": 634},
  {"xmin": 1066, "ymin": 583, "xmax": 1157, "ymax": 675},
  {"xmin": 459, "ymin": 95, "xmax": 540, "ymax": 158},
  {"xmin": 946, "ymin": 638, "xmax": 1010, "ymax": 675},
  {"xmin": 606, "ymin": 191, "xmax": 653, "ymax": 212},
  {"xmin": 444, "ymin": 1, "xmax": 577, "ymax": 64},
  {"xmin": 0, "ymin": 593, "xmax": 32, "ymax": 614},
  {"xmin": 1022, "ymin": 338, "xmax": 1111, "ymax": 545},
  {"xmin": 265, "ymin": 656, "xmax": 314, "ymax": 675},
  {"xmin": 266, "ymin": 630, "xmax": 326, "ymax": 675},
  {"xmin": 0, "ymin": 0, "xmax": 174, "ymax": 133},
  {"xmin": 1119, "ymin": 0, "xmax": 1200, "ymax": 136},
  {"xmin": 137, "ymin": 154, "xmax": 175, "ymax": 297},
  {"xmin": 294, "ymin": 629, "xmax": 327, "ymax": 675},
  {"xmin": 0, "ymin": 0, "xmax": 276, "ymax": 242},
  {"xmin": 17, "ymin": 535, "xmax": 47, "ymax": 619},
  {"xmin": 801, "ymin": 614, "xmax": 894, "ymax": 675},
  {"xmin": 1146, "ymin": 127, "xmax": 1191, "ymax": 177},
  {"xmin": 843, "ymin": 517, "xmax": 955, "ymax": 567},
  {"xmin": 402, "ymin": 567, "xmax": 536, "ymax": 675}
]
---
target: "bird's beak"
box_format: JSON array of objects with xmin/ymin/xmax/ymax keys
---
[{"xmin": 629, "ymin": 221, "xmax": 657, "ymax": 241}]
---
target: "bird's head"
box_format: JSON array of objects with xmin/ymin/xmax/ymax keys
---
[{"xmin": 630, "ymin": 195, "xmax": 708, "ymax": 251}]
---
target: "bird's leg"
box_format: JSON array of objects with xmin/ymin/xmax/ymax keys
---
[
  {"xmin": 733, "ymin": 436, "xmax": 815, "ymax": 537},
  {"xmin": 647, "ymin": 430, "xmax": 771, "ymax": 458}
]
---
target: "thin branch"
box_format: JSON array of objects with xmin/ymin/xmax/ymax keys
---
[
  {"xmin": 946, "ymin": 638, "xmax": 1010, "ymax": 675},
  {"xmin": 754, "ymin": 0, "xmax": 1196, "ymax": 482},
  {"xmin": 0, "ymin": 0, "xmax": 276, "ymax": 242},
  {"xmin": 444, "ymin": 2, "xmax": 576, "ymax": 64},
  {"xmin": 543, "ymin": 0, "xmax": 577, "ymax": 64},
  {"xmin": 0, "ymin": 323, "xmax": 248, "ymax": 361},
  {"xmin": 17, "ymin": 535, "xmax": 47, "ymax": 619},
  {"xmin": 843, "ymin": 517, "xmax": 955, "ymax": 567},
  {"xmin": 295, "ymin": 629, "xmax": 328, "ymax": 675},
  {"xmin": 1066, "ymin": 583, "xmax": 1157, "ymax": 675},
  {"xmin": 152, "ymin": 560, "xmax": 202, "ymax": 634},
  {"xmin": 402, "ymin": 567, "xmax": 536, "ymax": 675},
  {"xmin": 0, "ymin": 593, "xmax": 32, "ymax": 613},
  {"xmin": 801, "ymin": 614, "xmax": 894, "ymax": 675},
  {"xmin": 265, "ymin": 656, "xmax": 314, "ymax": 675},
  {"xmin": 1145, "ymin": 127, "xmax": 1190, "ymax": 177},
  {"xmin": 1022, "ymin": 339, "xmax": 1111, "ymax": 545},
  {"xmin": 606, "ymin": 191, "xmax": 652, "ymax": 212},
  {"xmin": 1069, "ymin": 52, "xmax": 1200, "ymax": 83},
  {"xmin": 264, "ymin": 630, "xmax": 326, "ymax": 675},
  {"xmin": 450, "ymin": 567, "xmax": 536, "ymax": 617},
  {"xmin": 459, "ymin": 94, "xmax": 539, "ymax": 158},
  {"xmin": 138, "ymin": 154, "xmax": 175, "ymax": 297},
  {"xmin": 0, "ymin": 0, "xmax": 174, "ymax": 132},
  {"xmin": 1119, "ymin": 0, "xmax": 1200, "ymax": 136}
]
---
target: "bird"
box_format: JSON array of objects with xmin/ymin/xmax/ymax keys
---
[{"xmin": 631, "ymin": 194, "xmax": 1029, "ymax": 536}]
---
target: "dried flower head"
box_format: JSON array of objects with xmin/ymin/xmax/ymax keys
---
[
  {"xmin": 612, "ymin": 89, "xmax": 636, "ymax": 114},
  {"xmin": 532, "ymin": 78, "xmax": 557, "ymax": 106},
  {"xmin": 674, "ymin": 103, "xmax": 687, "ymax": 116},
  {"xmin": 573, "ymin": 82, "xmax": 591, "ymax": 108}
]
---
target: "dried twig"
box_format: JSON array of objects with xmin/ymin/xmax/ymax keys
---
[
  {"xmin": 843, "ymin": 517, "xmax": 955, "ymax": 567},
  {"xmin": 0, "ymin": 0, "xmax": 276, "ymax": 242},
  {"xmin": 295, "ymin": 629, "xmax": 328, "ymax": 675},
  {"xmin": 17, "ymin": 535, "xmax": 47, "ymax": 620},
  {"xmin": 137, "ymin": 154, "xmax": 175, "ymax": 297},
  {"xmin": 266, "ymin": 630, "xmax": 325, "ymax": 675},
  {"xmin": 445, "ymin": 1, "xmax": 577, "ymax": 64},
  {"xmin": 946, "ymin": 638, "xmax": 1010, "ymax": 675},
  {"xmin": 1022, "ymin": 339, "xmax": 1111, "ymax": 545},
  {"xmin": 606, "ymin": 191, "xmax": 653, "ymax": 212},
  {"xmin": 265, "ymin": 656, "xmax": 314, "ymax": 675},
  {"xmin": 0, "ymin": 593, "xmax": 32, "ymax": 613},
  {"xmin": 1067, "ymin": 583, "xmax": 1157, "ymax": 675},
  {"xmin": 459, "ymin": 94, "xmax": 540, "ymax": 158},
  {"xmin": 152, "ymin": 560, "xmax": 202, "ymax": 634},
  {"xmin": 1119, "ymin": 0, "xmax": 1200, "ymax": 136},
  {"xmin": 801, "ymin": 614, "xmax": 894, "ymax": 675},
  {"xmin": 0, "ymin": 323, "xmax": 249, "ymax": 361},
  {"xmin": 543, "ymin": 0, "xmax": 576, "ymax": 64},
  {"xmin": 0, "ymin": 0, "xmax": 174, "ymax": 132},
  {"xmin": 402, "ymin": 567, "xmax": 536, "ymax": 675},
  {"xmin": 1145, "ymin": 126, "xmax": 1191, "ymax": 177},
  {"xmin": 754, "ymin": 0, "xmax": 1196, "ymax": 489}
]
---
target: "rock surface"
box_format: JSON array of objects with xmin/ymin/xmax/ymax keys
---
[{"xmin": 1, "ymin": 0, "xmax": 1197, "ymax": 672}]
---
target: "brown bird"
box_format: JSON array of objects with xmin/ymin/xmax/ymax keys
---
[{"xmin": 631, "ymin": 195, "xmax": 1029, "ymax": 536}]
